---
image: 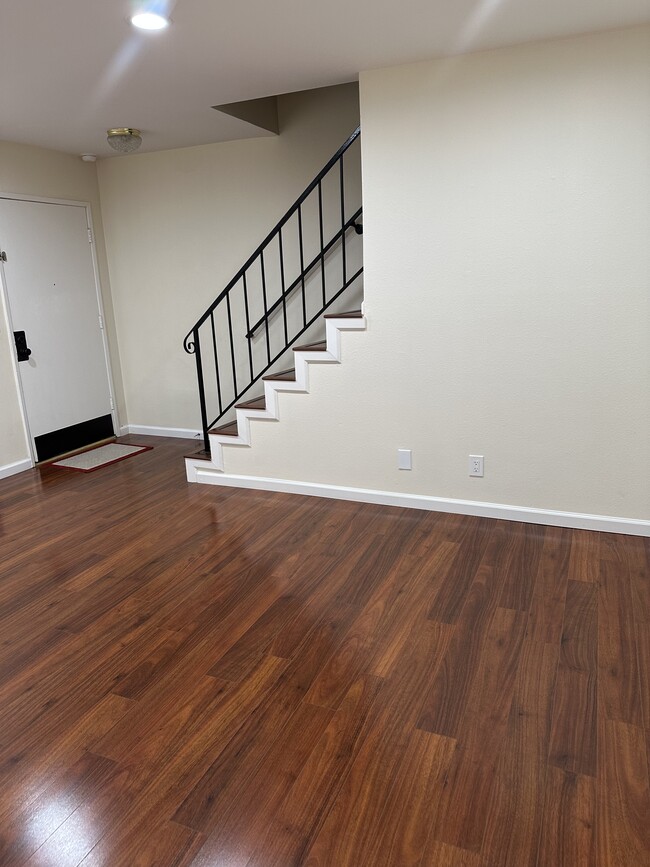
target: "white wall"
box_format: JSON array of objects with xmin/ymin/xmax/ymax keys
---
[
  {"xmin": 221, "ymin": 26, "xmax": 650, "ymax": 523},
  {"xmin": 0, "ymin": 142, "xmax": 124, "ymax": 469},
  {"xmin": 97, "ymin": 83, "xmax": 361, "ymax": 432}
]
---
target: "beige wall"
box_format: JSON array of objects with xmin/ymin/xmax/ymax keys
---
[
  {"xmin": 97, "ymin": 83, "xmax": 361, "ymax": 431},
  {"xmin": 0, "ymin": 142, "xmax": 124, "ymax": 468},
  {"xmin": 223, "ymin": 27, "xmax": 650, "ymax": 522}
]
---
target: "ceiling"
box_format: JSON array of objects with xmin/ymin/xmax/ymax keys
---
[{"xmin": 1, "ymin": 0, "xmax": 648, "ymax": 157}]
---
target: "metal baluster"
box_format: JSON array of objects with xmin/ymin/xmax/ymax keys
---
[
  {"xmin": 298, "ymin": 203, "xmax": 307, "ymax": 327},
  {"xmin": 193, "ymin": 328, "xmax": 209, "ymax": 452},
  {"xmin": 242, "ymin": 271, "xmax": 254, "ymax": 381},
  {"xmin": 318, "ymin": 180, "xmax": 326, "ymax": 306},
  {"xmin": 226, "ymin": 292, "xmax": 237, "ymax": 401},
  {"xmin": 278, "ymin": 229, "xmax": 288, "ymax": 347},
  {"xmin": 209, "ymin": 312, "xmax": 223, "ymax": 418},
  {"xmin": 244, "ymin": 206, "xmax": 362, "ymax": 339},
  {"xmin": 339, "ymin": 155, "xmax": 347, "ymax": 285},
  {"xmin": 260, "ymin": 250, "xmax": 271, "ymax": 365}
]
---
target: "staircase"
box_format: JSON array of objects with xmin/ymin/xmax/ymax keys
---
[{"xmin": 183, "ymin": 128, "xmax": 365, "ymax": 482}]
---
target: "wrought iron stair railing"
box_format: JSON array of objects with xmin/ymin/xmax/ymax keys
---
[{"xmin": 183, "ymin": 127, "xmax": 363, "ymax": 452}]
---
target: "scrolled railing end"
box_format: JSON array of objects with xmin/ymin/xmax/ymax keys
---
[{"xmin": 183, "ymin": 334, "xmax": 196, "ymax": 354}]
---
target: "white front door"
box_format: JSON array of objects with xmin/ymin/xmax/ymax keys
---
[{"xmin": 0, "ymin": 197, "xmax": 115, "ymax": 462}]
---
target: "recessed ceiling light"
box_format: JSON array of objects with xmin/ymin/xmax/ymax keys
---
[{"xmin": 131, "ymin": 12, "xmax": 169, "ymax": 30}]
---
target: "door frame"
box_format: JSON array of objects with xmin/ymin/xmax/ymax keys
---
[{"xmin": 0, "ymin": 192, "xmax": 120, "ymax": 465}]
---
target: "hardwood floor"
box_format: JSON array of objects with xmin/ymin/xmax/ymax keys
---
[{"xmin": 0, "ymin": 436, "xmax": 648, "ymax": 866}]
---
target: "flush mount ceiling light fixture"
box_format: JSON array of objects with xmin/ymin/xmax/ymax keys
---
[
  {"xmin": 106, "ymin": 128, "xmax": 142, "ymax": 153},
  {"xmin": 131, "ymin": 11, "xmax": 170, "ymax": 30}
]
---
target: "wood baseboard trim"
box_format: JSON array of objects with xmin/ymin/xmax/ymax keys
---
[
  {"xmin": 185, "ymin": 466, "xmax": 650, "ymax": 537},
  {"xmin": 0, "ymin": 457, "xmax": 33, "ymax": 480},
  {"xmin": 122, "ymin": 425, "xmax": 201, "ymax": 440}
]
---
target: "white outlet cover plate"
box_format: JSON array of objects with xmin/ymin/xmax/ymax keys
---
[
  {"xmin": 398, "ymin": 449, "xmax": 412, "ymax": 470},
  {"xmin": 469, "ymin": 455, "xmax": 484, "ymax": 477}
]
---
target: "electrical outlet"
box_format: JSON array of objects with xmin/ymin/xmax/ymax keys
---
[
  {"xmin": 398, "ymin": 449, "xmax": 412, "ymax": 470},
  {"xmin": 469, "ymin": 455, "xmax": 484, "ymax": 477}
]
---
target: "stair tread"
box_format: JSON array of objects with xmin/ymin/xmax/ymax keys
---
[
  {"xmin": 185, "ymin": 449, "xmax": 212, "ymax": 461},
  {"xmin": 323, "ymin": 309, "xmax": 363, "ymax": 319},
  {"xmin": 293, "ymin": 340, "xmax": 328, "ymax": 352},
  {"xmin": 263, "ymin": 368, "xmax": 296, "ymax": 382},
  {"xmin": 235, "ymin": 396, "xmax": 266, "ymax": 410},
  {"xmin": 210, "ymin": 421, "xmax": 239, "ymax": 437}
]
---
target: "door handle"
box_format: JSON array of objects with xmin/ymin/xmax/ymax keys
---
[{"xmin": 13, "ymin": 331, "xmax": 32, "ymax": 362}]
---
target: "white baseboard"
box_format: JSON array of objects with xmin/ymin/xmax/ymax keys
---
[
  {"xmin": 122, "ymin": 424, "xmax": 202, "ymax": 440},
  {"xmin": 0, "ymin": 457, "xmax": 33, "ymax": 480},
  {"xmin": 186, "ymin": 466, "xmax": 650, "ymax": 537}
]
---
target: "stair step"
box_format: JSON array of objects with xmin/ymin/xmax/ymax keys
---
[
  {"xmin": 293, "ymin": 340, "xmax": 327, "ymax": 352},
  {"xmin": 324, "ymin": 309, "xmax": 363, "ymax": 319},
  {"xmin": 263, "ymin": 368, "xmax": 296, "ymax": 382},
  {"xmin": 235, "ymin": 396, "xmax": 266, "ymax": 410},
  {"xmin": 185, "ymin": 448, "xmax": 211, "ymax": 461},
  {"xmin": 210, "ymin": 421, "xmax": 239, "ymax": 437}
]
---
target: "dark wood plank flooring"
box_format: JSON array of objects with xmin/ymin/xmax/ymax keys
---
[{"xmin": 0, "ymin": 436, "xmax": 648, "ymax": 866}]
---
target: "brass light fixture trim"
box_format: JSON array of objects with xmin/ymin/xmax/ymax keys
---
[{"xmin": 106, "ymin": 128, "xmax": 143, "ymax": 153}]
